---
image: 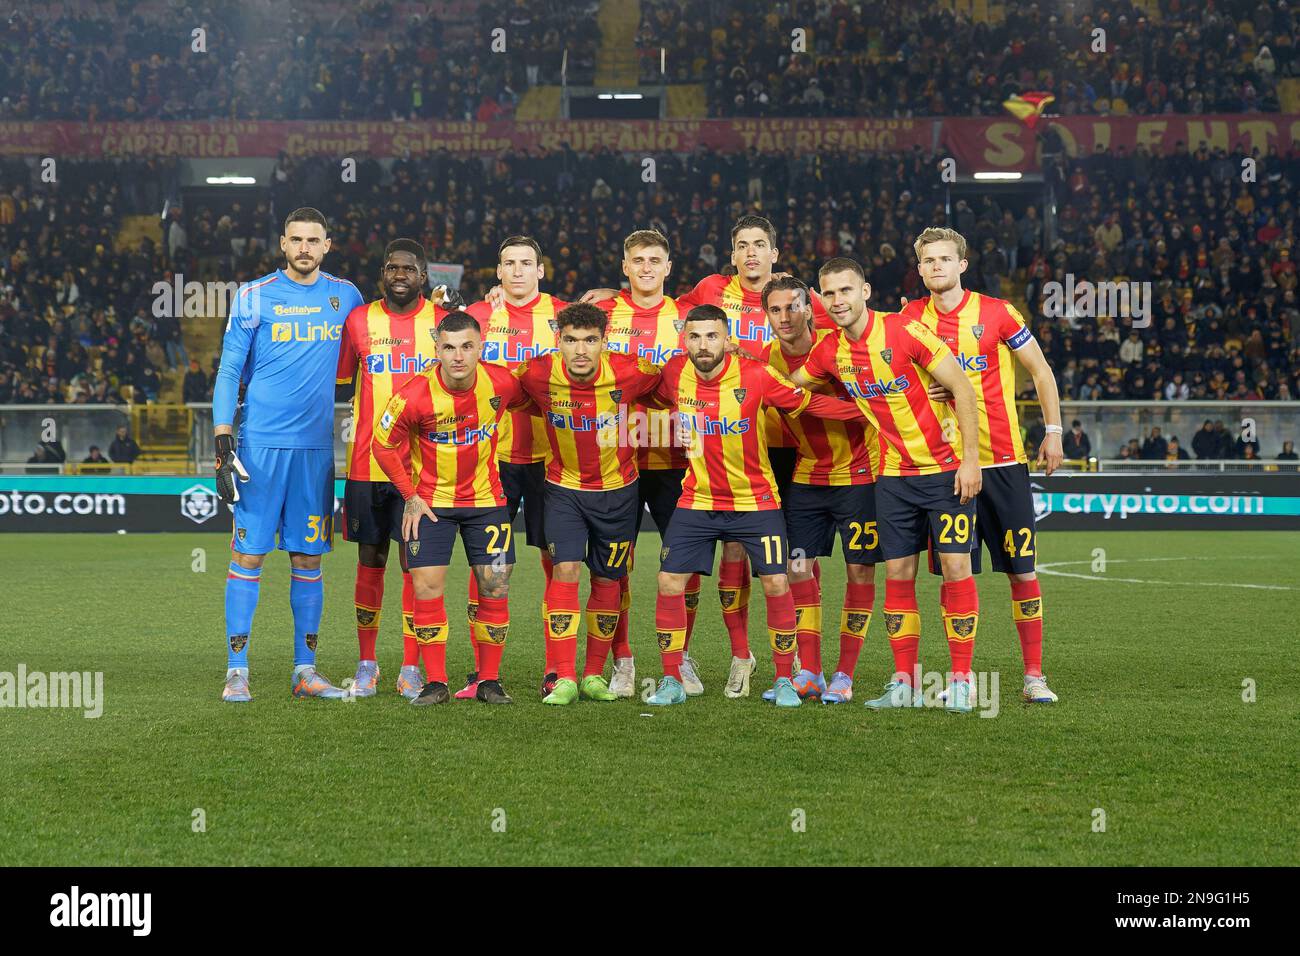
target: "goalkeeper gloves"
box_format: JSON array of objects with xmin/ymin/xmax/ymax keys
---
[
  {"xmin": 214, "ymin": 433, "xmax": 249, "ymax": 504},
  {"xmin": 434, "ymin": 284, "xmax": 466, "ymax": 310}
]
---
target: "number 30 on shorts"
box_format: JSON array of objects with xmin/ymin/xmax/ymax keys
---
[
  {"xmin": 305, "ymin": 514, "xmax": 332, "ymax": 543},
  {"xmin": 937, "ymin": 512, "xmax": 973, "ymax": 544}
]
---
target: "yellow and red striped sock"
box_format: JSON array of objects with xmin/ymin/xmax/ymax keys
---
[
  {"xmin": 354, "ymin": 562, "xmax": 384, "ymax": 662},
  {"xmin": 612, "ymin": 574, "xmax": 632, "ymax": 659},
  {"xmin": 683, "ymin": 573, "xmax": 701, "ymax": 651},
  {"xmin": 655, "ymin": 592, "xmax": 686, "ymax": 679},
  {"xmin": 1010, "ymin": 578, "xmax": 1043, "ymax": 677},
  {"xmin": 584, "ymin": 577, "xmax": 621, "ymax": 678},
  {"xmin": 545, "ymin": 579, "xmax": 581, "ymax": 682},
  {"xmin": 474, "ymin": 595, "xmax": 509, "ymax": 681},
  {"xmin": 789, "ymin": 576, "xmax": 823, "ymax": 674},
  {"xmin": 412, "ymin": 595, "xmax": 448, "ymax": 683},
  {"xmin": 718, "ymin": 558, "xmax": 751, "ymax": 658},
  {"xmin": 836, "ymin": 580, "xmax": 874, "ymax": 677},
  {"xmin": 883, "ymin": 579, "xmax": 921, "ymax": 684},
  {"xmin": 766, "ymin": 589, "xmax": 798, "ymax": 679},
  {"xmin": 943, "ymin": 576, "xmax": 979, "ymax": 683},
  {"xmin": 401, "ymin": 572, "xmax": 419, "ymax": 667}
]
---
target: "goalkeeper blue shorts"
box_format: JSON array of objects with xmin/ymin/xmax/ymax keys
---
[{"xmin": 231, "ymin": 446, "xmax": 336, "ymax": 555}]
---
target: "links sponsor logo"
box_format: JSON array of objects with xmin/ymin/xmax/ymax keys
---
[
  {"xmin": 272, "ymin": 320, "xmax": 341, "ymax": 342},
  {"xmin": 366, "ymin": 353, "xmax": 435, "ymax": 375},
  {"xmin": 479, "ymin": 340, "xmax": 558, "ymax": 363},
  {"xmin": 844, "ymin": 375, "xmax": 911, "ymax": 399},
  {"xmin": 0, "ymin": 491, "xmax": 126, "ymax": 518},
  {"xmin": 955, "ymin": 353, "xmax": 989, "ymax": 372}
]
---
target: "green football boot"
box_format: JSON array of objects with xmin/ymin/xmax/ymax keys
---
[
  {"xmin": 579, "ymin": 674, "xmax": 618, "ymax": 702},
  {"xmin": 542, "ymin": 677, "xmax": 579, "ymax": 706}
]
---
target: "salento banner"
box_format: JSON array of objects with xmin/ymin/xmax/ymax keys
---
[
  {"xmin": 0, "ymin": 117, "xmax": 932, "ymax": 158},
  {"xmin": 941, "ymin": 114, "xmax": 1300, "ymax": 172}
]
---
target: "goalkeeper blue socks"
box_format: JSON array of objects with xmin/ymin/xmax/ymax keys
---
[
  {"xmin": 225, "ymin": 562, "xmax": 262, "ymax": 668},
  {"xmin": 290, "ymin": 567, "xmax": 324, "ymax": 667}
]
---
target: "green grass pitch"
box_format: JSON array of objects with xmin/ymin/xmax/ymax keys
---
[{"xmin": 0, "ymin": 530, "xmax": 1295, "ymax": 866}]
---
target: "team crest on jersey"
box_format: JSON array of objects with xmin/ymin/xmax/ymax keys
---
[
  {"xmin": 596, "ymin": 614, "xmax": 619, "ymax": 637},
  {"xmin": 610, "ymin": 388, "xmax": 623, "ymax": 404},
  {"xmin": 489, "ymin": 396, "xmax": 502, "ymax": 411},
  {"xmin": 408, "ymin": 540, "xmax": 420, "ymax": 556},
  {"xmin": 733, "ymin": 388, "xmax": 747, "ymax": 403},
  {"xmin": 971, "ymin": 324, "xmax": 984, "ymax": 340},
  {"xmin": 329, "ymin": 296, "xmax": 340, "ymax": 311},
  {"xmin": 673, "ymin": 319, "xmax": 685, "ymax": 333},
  {"xmin": 548, "ymin": 319, "xmax": 559, "ymax": 333},
  {"xmin": 880, "ymin": 348, "xmax": 893, "ymax": 365}
]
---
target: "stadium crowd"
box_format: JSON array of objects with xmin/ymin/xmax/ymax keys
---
[
  {"xmin": 0, "ymin": 0, "xmax": 599, "ymax": 123},
  {"xmin": 637, "ymin": 0, "xmax": 1297, "ymax": 117},
  {"xmin": 3, "ymin": 134, "xmax": 1298, "ymax": 425},
  {"xmin": 3, "ymin": 0, "xmax": 1292, "ymax": 122}
]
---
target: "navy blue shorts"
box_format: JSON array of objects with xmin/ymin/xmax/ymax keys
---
[
  {"xmin": 785, "ymin": 481, "xmax": 882, "ymax": 566},
  {"xmin": 660, "ymin": 508, "xmax": 789, "ymax": 577},
  {"xmin": 231, "ymin": 446, "xmax": 335, "ymax": 555},
  {"xmin": 876, "ymin": 472, "xmax": 976, "ymax": 562},
  {"xmin": 500, "ymin": 460, "xmax": 547, "ymax": 549},
  {"xmin": 637, "ymin": 467, "xmax": 686, "ymax": 536},
  {"xmin": 341, "ymin": 479, "xmax": 402, "ymax": 546},
  {"xmin": 768, "ymin": 446, "xmax": 797, "ymax": 505},
  {"xmin": 545, "ymin": 481, "xmax": 640, "ymax": 579},
  {"xmin": 403, "ymin": 506, "xmax": 516, "ymax": 569},
  {"xmin": 927, "ymin": 464, "xmax": 1037, "ymax": 575}
]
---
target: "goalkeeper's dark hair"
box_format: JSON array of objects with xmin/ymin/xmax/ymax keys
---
[
  {"xmin": 384, "ymin": 238, "xmax": 427, "ymax": 266},
  {"xmin": 283, "ymin": 206, "xmax": 329, "ymax": 236},
  {"xmin": 684, "ymin": 303, "xmax": 729, "ymax": 326},
  {"xmin": 436, "ymin": 310, "xmax": 481, "ymax": 337},
  {"xmin": 761, "ymin": 275, "xmax": 811, "ymax": 312},
  {"xmin": 556, "ymin": 302, "xmax": 608, "ymax": 335}
]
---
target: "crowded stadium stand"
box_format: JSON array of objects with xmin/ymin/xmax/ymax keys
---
[{"xmin": 1, "ymin": 0, "xmax": 1297, "ymax": 472}]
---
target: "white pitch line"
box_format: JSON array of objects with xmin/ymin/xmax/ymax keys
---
[{"xmin": 1037, "ymin": 558, "xmax": 1295, "ymax": 591}]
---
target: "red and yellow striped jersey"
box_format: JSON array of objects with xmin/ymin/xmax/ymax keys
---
[
  {"xmin": 516, "ymin": 351, "xmax": 663, "ymax": 491},
  {"xmin": 682, "ymin": 272, "xmax": 835, "ymax": 350},
  {"xmin": 372, "ymin": 363, "xmax": 523, "ymax": 509},
  {"xmin": 764, "ymin": 329, "xmax": 879, "ymax": 485},
  {"xmin": 465, "ymin": 293, "xmax": 567, "ymax": 465},
  {"xmin": 654, "ymin": 353, "xmax": 830, "ymax": 511},
  {"xmin": 900, "ymin": 290, "xmax": 1031, "ymax": 467},
  {"xmin": 802, "ymin": 313, "xmax": 961, "ymax": 477},
  {"xmin": 336, "ymin": 296, "xmax": 445, "ymax": 481},
  {"xmin": 598, "ymin": 290, "xmax": 688, "ymax": 471}
]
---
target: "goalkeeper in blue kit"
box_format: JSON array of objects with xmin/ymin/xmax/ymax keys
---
[{"xmin": 213, "ymin": 207, "xmax": 364, "ymax": 702}]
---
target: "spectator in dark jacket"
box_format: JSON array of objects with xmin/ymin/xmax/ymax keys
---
[
  {"xmin": 1140, "ymin": 427, "xmax": 1168, "ymax": 460},
  {"xmin": 1062, "ymin": 420, "xmax": 1091, "ymax": 459},
  {"xmin": 182, "ymin": 359, "xmax": 208, "ymax": 403},
  {"xmin": 109, "ymin": 426, "xmax": 141, "ymax": 463},
  {"xmin": 1191, "ymin": 420, "xmax": 1218, "ymax": 459}
]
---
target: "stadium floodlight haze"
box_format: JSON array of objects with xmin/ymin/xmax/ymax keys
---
[{"xmin": 0, "ymin": 0, "xmax": 1293, "ymax": 915}]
